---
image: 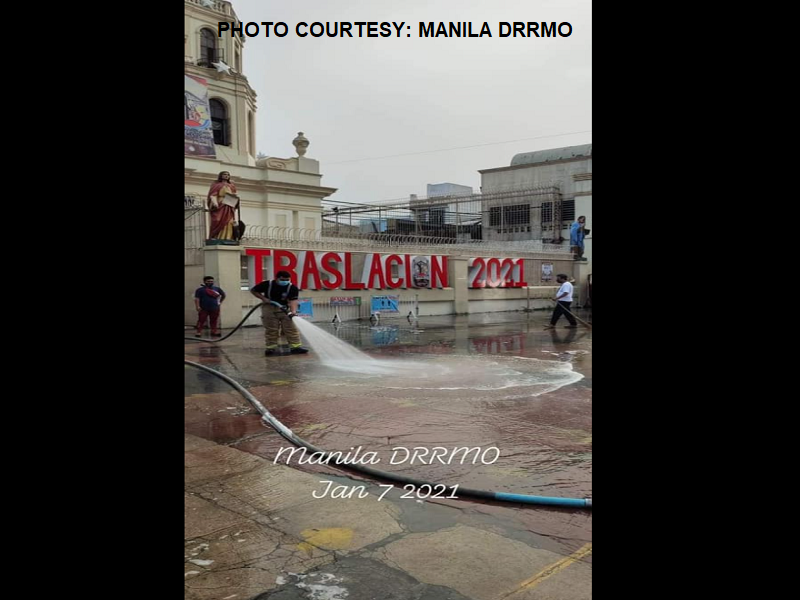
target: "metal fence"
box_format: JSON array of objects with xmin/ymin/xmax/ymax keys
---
[
  {"xmin": 184, "ymin": 194, "xmax": 206, "ymax": 265},
  {"xmin": 194, "ymin": 183, "xmax": 577, "ymax": 268},
  {"xmin": 242, "ymin": 294, "xmax": 426, "ymax": 327},
  {"xmin": 320, "ymin": 183, "xmax": 572, "ymax": 244},
  {"xmin": 242, "ymin": 227, "xmax": 570, "ymax": 257}
]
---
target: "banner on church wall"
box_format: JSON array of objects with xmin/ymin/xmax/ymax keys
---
[
  {"xmin": 184, "ymin": 75, "xmax": 216, "ymax": 158},
  {"xmin": 245, "ymin": 249, "xmax": 449, "ymax": 290}
]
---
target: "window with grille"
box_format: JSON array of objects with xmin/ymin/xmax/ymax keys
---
[
  {"xmin": 503, "ymin": 204, "xmax": 529, "ymax": 225},
  {"xmin": 541, "ymin": 202, "xmax": 553, "ymax": 223},
  {"xmin": 489, "ymin": 207, "xmax": 501, "ymax": 227},
  {"xmin": 210, "ymin": 99, "xmax": 229, "ymax": 146},
  {"xmin": 241, "ymin": 255, "xmax": 249, "ymax": 287},
  {"xmin": 200, "ymin": 29, "xmax": 217, "ymax": 66},
  {"xmin": 562, "ymin": 199, "xmax": 575, "ymax": 222},
  {"xmin": 430, "ymin": 207, "xmax": 445, "ymax": 226}
]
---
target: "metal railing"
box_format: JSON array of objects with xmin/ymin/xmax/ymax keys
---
[
  {"xmin": 320, "ymin": 183, "xmax": 575, "ymax": 245},
  {"xmin": 242, "ymin": 226, "xmax": 570, "ymax": 257},
  {"xmin": 184, "ymin": 194, "xmax": 206, "ymax": 265},
  {"xmin": 242, "ymin": 294, "xmax": 429, "ymax": 327},
  {"xmin": 196, "ymin": 48, "xmax": 226, "ymax": 68},
  {"xmin": 186, "ymin": 0, "xmax": 233, "ymax": 16}
]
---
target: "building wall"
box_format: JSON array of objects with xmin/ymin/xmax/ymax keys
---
[
  {"xmin": 185, "ymin": 116, "xmax": 334, "ymax": 234},
  {"xmin": 235, "ymin": 284, "xmax": 566, "ymax": 326},
  {"xmin": 479, "ymin": 155, "xmax": 592, "ymax": 267},
  {"xmin": 481, "ymin": 158, "xmax": 592, "ymax": 196},
  {"xmin": 427, "ymin": 183, "xmax": 473, "ymax": 197},
  {"xmin": 188, "ymin": 244, "xmax": 579, "ymax": 325},
  {"xmin": 185, "ymin": 0, "xmax": 255, "ymax": 167},
  {"xmin": 575, "ymin": 193, "xmax": 592, "ymax": 271},
  {"xmin": 185, "ymin": 264, "xmax": 207, "ymax": 324}
]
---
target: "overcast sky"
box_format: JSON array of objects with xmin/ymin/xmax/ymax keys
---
[{"xmin": 227, "ymin": 0, "xmax": 591, "ymax": 204}]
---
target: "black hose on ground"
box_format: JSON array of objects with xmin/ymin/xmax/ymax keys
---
[
  {"xmin": 184, "ymin": 359, "xmax": 592, "ymax": 509},
  {"xmin": 185, "ymin": 302, "xmax": 267, "ymax": 343}
]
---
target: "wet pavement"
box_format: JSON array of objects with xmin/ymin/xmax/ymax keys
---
[{"xmin": 185, "ymin": 310, "xmax": 592, "ymax": 599}]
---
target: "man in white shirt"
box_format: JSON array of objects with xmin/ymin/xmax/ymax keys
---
[{"xmin": 544, "ymin": 274, "xmax": 579, "ymax": 329}]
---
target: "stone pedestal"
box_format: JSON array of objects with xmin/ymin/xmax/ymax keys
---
[
  {"xmin": 202, "ymin": 245, "xmax": 243, "ymax": 328},
  {"xmin": 450, "ymin": 257, "xmax": 470, "ymax": 314}
]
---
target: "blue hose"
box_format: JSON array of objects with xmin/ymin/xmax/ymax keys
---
[{"xmin": 495, "ymin": 492, "xmax": 591, "ymax": 508}]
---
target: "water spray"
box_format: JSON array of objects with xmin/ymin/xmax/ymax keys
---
[{"xmin": 185, "ymin": 304, "xmax": 591, "ymax": 508}]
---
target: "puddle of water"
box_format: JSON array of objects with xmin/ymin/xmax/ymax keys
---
[
  {"xmin": 294, "ymin": 319, "xmax": 582, "ymax": 397},
  {"xmin": 309, "ymin": 355, "xmax": 582, "ymax": 399}
]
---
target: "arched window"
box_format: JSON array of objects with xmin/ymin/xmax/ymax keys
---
[
  {"xmin": 210, "ymin": 99, "xmax": 229, "ymax": 146},
  {"xmin": 200, "ymin": 29, "xmax": 217, "ymax": 67}
]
